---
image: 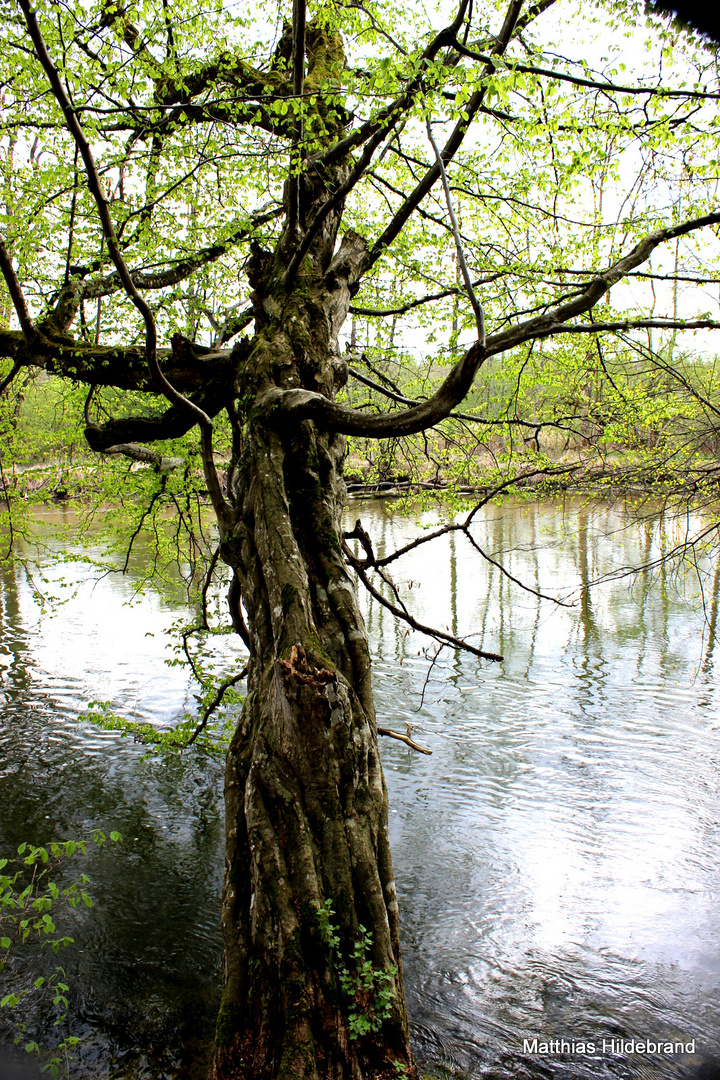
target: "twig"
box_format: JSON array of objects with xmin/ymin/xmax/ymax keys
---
[
  {"xmin": 344, "ymin": 545, "xmax": 503, "ymax": 660},
  {"xmin": 416, "ymin": 644, "xmax": 445, "ymax": 710},
  {"xmin": 377, "ymin": 726, "xmax": 432, "ymax": 754}
]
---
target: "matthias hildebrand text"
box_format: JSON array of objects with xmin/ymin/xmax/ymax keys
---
[{"xmin": 523, "ymin": 1038, "xmax": 696, "ymax": 1056}]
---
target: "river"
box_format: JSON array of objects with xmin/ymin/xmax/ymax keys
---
[{"xmin": 0, "ymin": 495, "xmax": 718, "ymax": 1079}]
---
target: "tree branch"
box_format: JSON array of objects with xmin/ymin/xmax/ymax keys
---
[
  {"xmin": 342, "ymin": 528, "xmax": 503, "ymax": 660},
  {"xmin": 0, "ymin": 330, "xmax": 237, "ymax": 394},
  {"xmin": 0, "ymin": 238, "xmax": 36, "ymax": 341},
  {"xmin": 82, "ymin": 206, "xmax": 282, "ymax": 300},
  {"xmin": 376, "ymin": 727, "xmax": 432, "ymax": 754},
  {"xmin": 528, "ymin": 317, "xmax": 720, "ymax": 336},
  {"xmin": 286, "ymin": 0, "xmax": 306, "ymax": 240},
  {"xmin": 18, "ymin": 0, "xmax": 211, "ymax": 430},
  {"xmin": 85, "ymin": 388, "xmax": 227, "ymax": 451},
  {"xmin": 103, "ymin": 442, "xmax": 185, "ymax": 471},
  {"xmin": 186, "ymin": 667, "xmax": 248, "ymax": 747},
  {"xmin": 425, "ymin": 116, "xmax": 485, "ymax": 345},
  {"xmin": 270, "ymin": 210, "xmax": 720, "ymax": 438},
  {"xmin": 451, "ymin": 38, "xmax": 720, "ymax": 101},
  {"xmin": 311, "ymin": 0, "xmax": 473, "ymax": 171},
  {"xmin": 362, "ymin": 0, "xmax": 524, "ymax": 276},
  {"xmin": 349, "ymin": 274, "xmax": 502, "ymax": 317}
]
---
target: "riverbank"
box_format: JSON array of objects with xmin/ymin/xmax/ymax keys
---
[{"xmin": 3, "ymin": 450, "xmax": 720, "ymax": 508}]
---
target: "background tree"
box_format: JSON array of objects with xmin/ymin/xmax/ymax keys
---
[{"xmin": 1, "ymin": 0, "xmax": 719, "ymax": 1076}]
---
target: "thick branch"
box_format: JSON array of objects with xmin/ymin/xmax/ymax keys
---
[
  {"xmin": 85, "ymin": 388, "xmax": 227, "ymax": 451},
  {"xmin": 270, "ymin": 210, "xmax": 720, "ymax": 438},
  {"xmin": 0, "ymin": 330, "xmax": 236, "ymax": 393},
  {"xmin": 103, "ymin": 442, "xmax": 184, "ymax": 471},
  {"xmin": 0, "ymin": 238, "xmax": 36, "ymax": 341}
]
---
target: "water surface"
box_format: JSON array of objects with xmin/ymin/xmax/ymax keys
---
[{"xmin": 1, "ymin": 496, "xmax": 718, "ymax": 1079}]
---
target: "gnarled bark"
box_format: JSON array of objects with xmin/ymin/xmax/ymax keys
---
[{"xmin": 210, "ymin": 196, "xmax": 414, "ymax": 1077}]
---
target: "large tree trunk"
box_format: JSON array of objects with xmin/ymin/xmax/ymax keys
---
[{"xmin": 210, "ymin": 198, "xmax": 415, "ymax": 1078}]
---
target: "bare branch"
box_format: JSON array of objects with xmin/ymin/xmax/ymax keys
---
[
  {"xmin": 85, "ymin": 387, "xmax": 228, "ymax": 451},
  {"xmin": 343, "ymin": 528, "xmax": 503, "ymax": 660},
  {"xmin": 377, "ymin": 727, "xmax": 432, "ymax": 754},
  {"xmin": 425, "ymin": 116, "xmax": 485, "ymax": 345},
  {"xmin": 369, "ymin": 467, "xmax": 577, "ymax": 566},
  {"xmin": 0, "ymin": 328, "xmax": 237, "ymax": 394}
]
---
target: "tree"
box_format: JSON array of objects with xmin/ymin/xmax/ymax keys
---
[{"xmin": 1, "ymin": 0, "xmax": 719, "ymax": 1075}]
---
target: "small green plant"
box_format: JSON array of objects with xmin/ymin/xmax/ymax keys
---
[
  {"xmin": 0, "ymin": 830, "xmax": 121, "ymax": 1077},
  {"xmin": 316, "ymin": 899, "xmax": 397, "ymax": 1041}
]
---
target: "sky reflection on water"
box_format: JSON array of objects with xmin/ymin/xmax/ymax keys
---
[{"xmin": 1, "ymin": 495, "xmax": 719, "ymax": 1079}]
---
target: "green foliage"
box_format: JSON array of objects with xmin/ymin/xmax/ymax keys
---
[
  {"xmin": 0, "ymin": 831, "xmax": 121, "ymax": 1076},
  {"xmin": 82, "ymin": 692, "xmax": 240, "ymax": 756},
  {"xmin": 316, "ymin": 899, "xmax": 397, "ymax": 1041}
]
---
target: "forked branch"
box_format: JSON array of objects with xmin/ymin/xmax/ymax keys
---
[{"xmin": 342, "ymin": 528, "xmax": 504, "ymax": 661}]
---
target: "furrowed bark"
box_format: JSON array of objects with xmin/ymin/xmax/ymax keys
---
[{"xmin": 209, "ymin": 158, "xmax": 414, "ymax": 1080}]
